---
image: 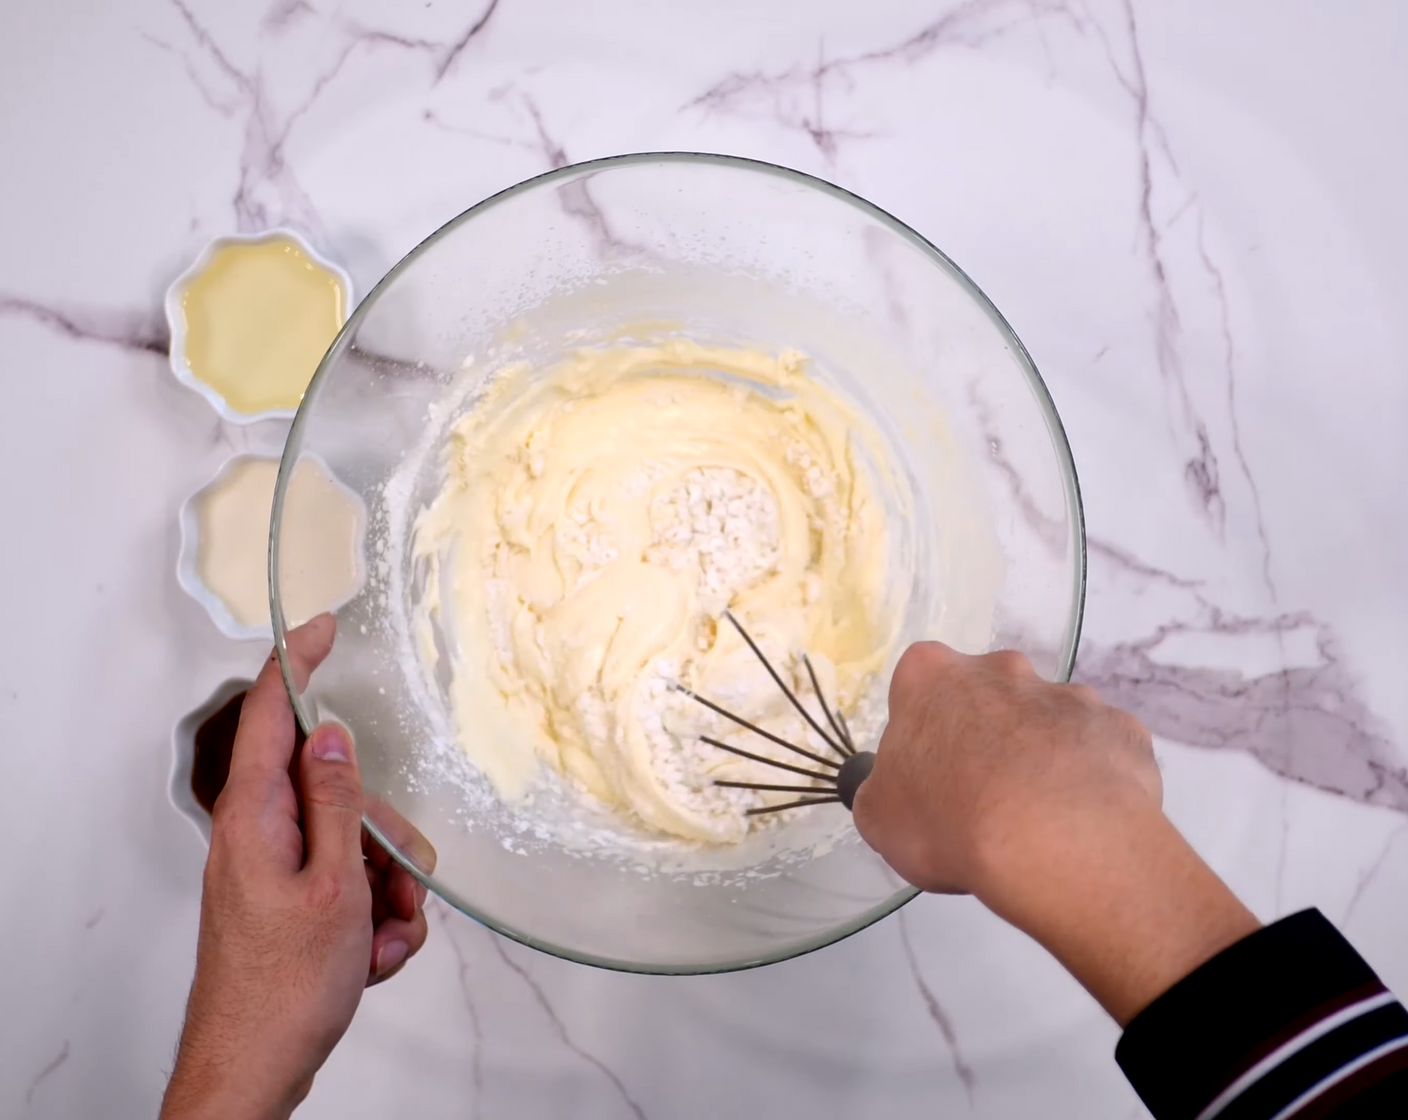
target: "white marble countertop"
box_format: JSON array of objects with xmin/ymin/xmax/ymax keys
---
[{"xmin": 3, "ymin": 1, "xmax": 1406, "ymax": 1116}]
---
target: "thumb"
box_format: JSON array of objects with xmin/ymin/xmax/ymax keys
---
[{"xmin": 298, "ymin": 723, "xmax": 364, "ymax": 877}]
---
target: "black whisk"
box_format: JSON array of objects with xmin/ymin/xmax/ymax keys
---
[{"xmin": 674, "ymin": 611, "xmax": 876, "ymax": 816}]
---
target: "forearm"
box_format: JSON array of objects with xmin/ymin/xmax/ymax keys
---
[
  {"xmin": 160, "ymin": 1024, "xmax": 309, "ymax": 1120},
  {"xmin": 854, "ymin": 645, "xmax": 1408, "ymax": 1115},
  {"xmin": 161, "ymin": 1070, "xmax": 305, "ymax": 1120},
  {"xmin": 976, "ymin": 798, "xmax": 1260, "ymax": 1026},
  {"xmin": 161, "ymin": 1082, "xmax": 297, "ymax": 1120}
]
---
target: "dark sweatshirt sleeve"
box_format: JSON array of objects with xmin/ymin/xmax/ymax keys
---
[{"xmin": 1116, "ymin": 910, "xmax": 1408, "ymax": 1120}]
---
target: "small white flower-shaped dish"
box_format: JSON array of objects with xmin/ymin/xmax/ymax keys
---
[
  {"xmin": 177, "ymin": 453, "xmax": 280, "ymax": 642},
  {"xmin": 164, "ymin": 228, "xmax": 353, "ymax": 425},
  {"xmin": 170, "ymin": 676, "xmax": 253, "ymax": 846}
]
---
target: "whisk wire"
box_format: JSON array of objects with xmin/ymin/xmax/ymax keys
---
[
  {"xmin": 747, "ymin": 796, "xmax": 842, "ymax": 816},
  {"xmin": 678, "ymin": 612, "xmax": 875, "ymax": 815},
  {"xmin": 801, "ymin": 653, "xmax": 856, "ymax": 757},
  {"xmin": 723, "ymin": 611, "xmax": 850, "ymax": 761},
  {"xmin": 677, "ymin": 686, "xmax": 841, "ymax": 771},
  {"xmin": 714, "ymin": 779, "xmax": 832, "ymax": 794},
  {"xmin": 834, "ymin": 707, "xmax": 856, "ymax": 753},
  {"xmin": 701, "ymin": 737, "xmax": 837, "ymax": 783}
]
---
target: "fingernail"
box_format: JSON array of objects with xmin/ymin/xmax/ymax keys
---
[
  {"xmin": 415, "ymin": 882, "xmax": 427, "ymax": 908},
  {"xmin": 310, "ymin": 724, "xmax": 351, "ymax": 763},
  {"xmin": 375, "ymin": 939, "xmax": 409, "ymax": 977}
]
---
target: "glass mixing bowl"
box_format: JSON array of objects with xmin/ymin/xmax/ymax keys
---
[{"xmin": 271, "ymin": 152, "xmax": 1085, "ymax": 974}]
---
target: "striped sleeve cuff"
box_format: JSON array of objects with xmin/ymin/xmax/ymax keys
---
[{"xmin": 1116, "ymin": 909, "xmax": 1408, "ymax": 1120}]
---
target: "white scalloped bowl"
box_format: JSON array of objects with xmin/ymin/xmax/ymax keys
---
[
  {"xmin": 178, "ymin": 451, "xmax": 369, "ymax": 642},
  {"xmin": 177, "ymin": 454, "xmax": 281, "ymax": 642},
  {"xmin": 164, "ymin": 229, "xmax": 354, "ymax": 425},
  {"xmin": 169, "ymin": 676, "xmax": 253, "ymax": 845}
]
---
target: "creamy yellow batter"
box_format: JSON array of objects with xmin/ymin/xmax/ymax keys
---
[{"xmin": 413, "ymin": 341, "xmax": 903, "ymax": 843}]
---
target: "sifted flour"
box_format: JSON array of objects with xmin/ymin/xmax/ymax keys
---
[{"xmin": 647, "ymin": 466, "xmax": 781, "ymax": 617}]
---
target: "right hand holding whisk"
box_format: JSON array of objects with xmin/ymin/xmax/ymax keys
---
[
  {"xmin": 853, "ymin": 642, "xmax": 1258, "ymax": 1025},
  {"xmin": 853, "ymin": 642, "xmax": 1162, "ymax": 897}
]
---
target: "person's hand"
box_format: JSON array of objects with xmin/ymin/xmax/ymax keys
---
[
  {"xmin": 854, "ymin": 643, "xmax": 1162, "ymax": 896},
  {"xmin": 854, "ymin": 643, "xmax": 1258, "ymax": 1024},
  {"xmin": 160, "ymin": 615, "xmax": 437, "ymax": 1120}
]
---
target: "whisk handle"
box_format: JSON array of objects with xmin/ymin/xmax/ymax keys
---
[{"xmin": 836, "ymin": 750, "xmax": 876, "ymax": 810}]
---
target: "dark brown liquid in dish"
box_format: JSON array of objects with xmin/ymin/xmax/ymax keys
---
[{"xmin": 191, "ymin": 690, "xmax": 306, "ymax": 813}]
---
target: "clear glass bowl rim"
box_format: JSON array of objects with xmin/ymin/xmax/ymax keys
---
[{"xmin": 271, "ymin": 150, "xmax": 1088, "ymax": 975}]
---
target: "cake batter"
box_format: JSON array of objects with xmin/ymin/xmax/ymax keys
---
[{"xmin": 413, "ymin": 341, "xmax": 905, "ymax": 843}]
